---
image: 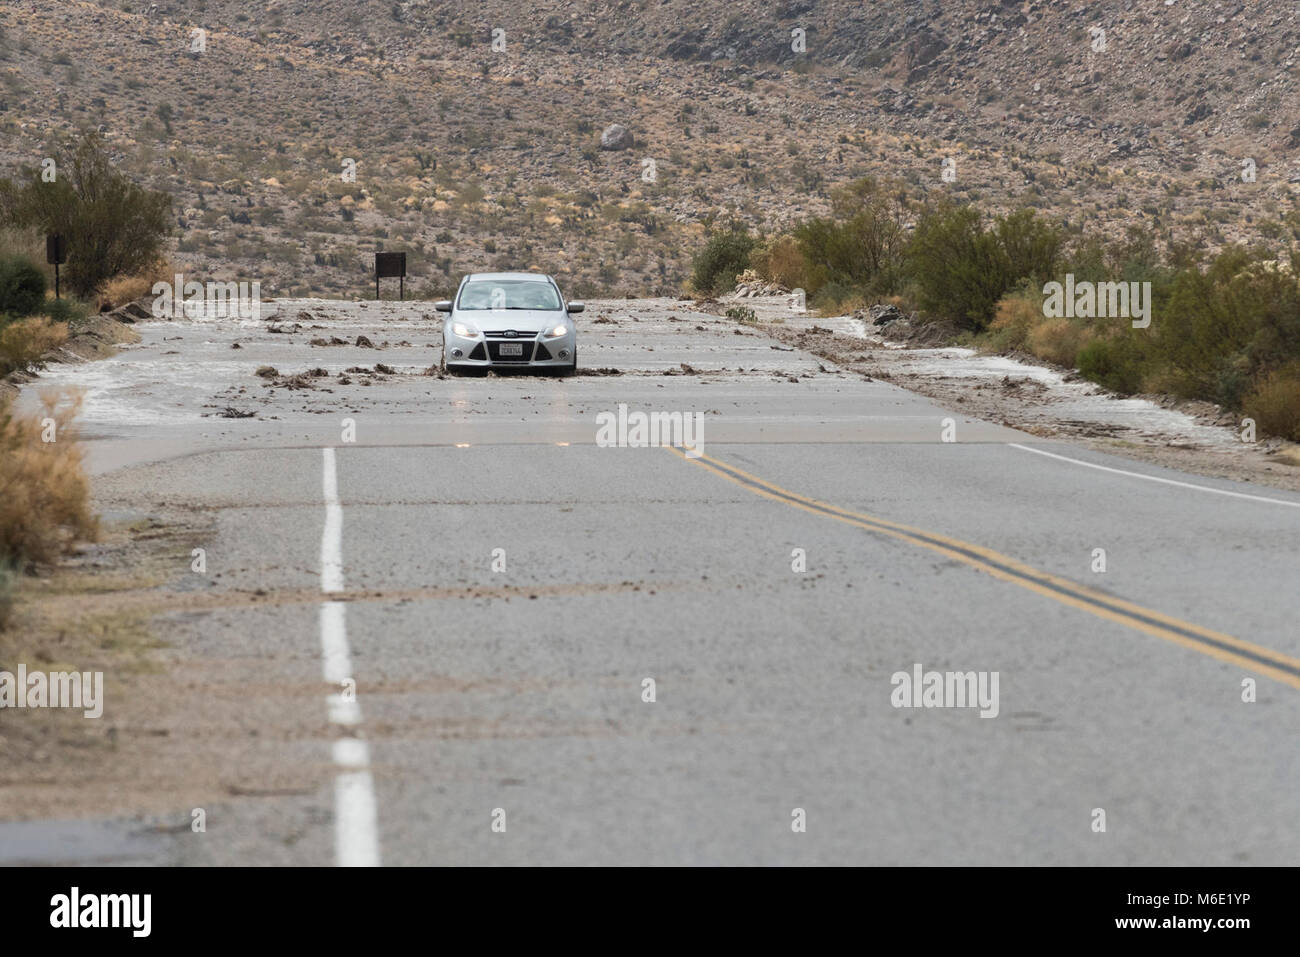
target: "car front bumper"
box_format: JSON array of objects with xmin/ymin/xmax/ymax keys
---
[{"xmin": 445, "ymin": 331, "xmax": 576, "ymax": 368}]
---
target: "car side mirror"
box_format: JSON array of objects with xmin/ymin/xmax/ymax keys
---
[
  {"xmin": 566, "ymin": 301, "xmax": 585, "ymax": 313},
  {"xmin": 435, "ymin": 300, "xmax": 453, "ymax": 312}
]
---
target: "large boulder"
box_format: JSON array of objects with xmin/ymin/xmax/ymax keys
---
[{"xmin": 600, "ymin": 124, "xmax": 634, "ymax": 151}]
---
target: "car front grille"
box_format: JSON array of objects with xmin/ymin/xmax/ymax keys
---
[{"xmin": 483, "ymin": 330, "xmax": 538, "ymax": 338}]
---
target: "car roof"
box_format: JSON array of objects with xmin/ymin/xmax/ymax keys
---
[{"xmin": 463, "ymin": 272, "xmax": 553, "ymax": 283}]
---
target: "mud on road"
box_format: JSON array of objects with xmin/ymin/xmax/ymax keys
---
[{"xmin": 723, "ymin": 295, "xmax": 1300, "ymax": 494}]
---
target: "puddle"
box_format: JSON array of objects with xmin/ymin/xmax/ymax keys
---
[{"xmin": 0, "ymin": 817, "xmax": 164, "ymax": 865}]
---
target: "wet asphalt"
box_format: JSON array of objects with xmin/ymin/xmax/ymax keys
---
[{"xmin": 7, "ymin": 297, "xmax": 1300, "ymax": 865}]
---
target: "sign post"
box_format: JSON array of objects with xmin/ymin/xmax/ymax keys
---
[
  {"xmin": 46, "ymin": 234, "xmax": 67, "ymax": 299},
  {"xmin": 374, "ymin": 252, "xmax": 407, "ymax": 301}
]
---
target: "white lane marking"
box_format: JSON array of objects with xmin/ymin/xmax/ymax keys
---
[
  {"xmin": 1009, "ymin": 443, "xmax": 1300, "ymax": 509},
  {"xmin": 321, "ymin": 447, "xmax": 345, "ymax": 593},
  {"xmin": 322, "ymin": 602, "xmax": 362, "ymax": 727},
  {"xmin": 320, "ymin": 448, "xmax": 381, "ymax": 867},
  {"xmin": 334, "ymin": 745, "xmax": 380, "ymax": 868},
  {"xmin": 320, "ymin": 601, "xmax": 352, "ymax": 684}
]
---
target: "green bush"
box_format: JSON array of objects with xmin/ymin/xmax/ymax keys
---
[
  {"xmin": 907, "ymin": 203, "xmax": 1061, "ymax": 332},
  {"xmin": 0, "ymin": 254, "xmax": 47, "ymax": 319},
  {"xmin": 1150, "ymin": 248, "xmax": 1300, "ymax": 406},
  {"xmin": 789, "ymin": 178, "xmax": 908, "ymax": 299},
  {"xmin": 40, "ymin": 296, "xmax": 89, "ymax": 325},
  {"xmin": 691, "ymin": 229, "xmax": 756, "ymax": 295},
  {"xmin": 906, "ymin": 204, "xmax": 1011, "ymax": 330},
  {"xmin": 809, "ymin": 281, "xmax": 863, "ymax": 314},
  {"xmin": 1077, "ymin": 337, "xmax": 1147, "ymax": 395}
]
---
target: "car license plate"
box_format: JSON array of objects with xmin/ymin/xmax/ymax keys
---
[{"xmin": 499, "ymin": 343, "xmax": 523, "ymax": 356}]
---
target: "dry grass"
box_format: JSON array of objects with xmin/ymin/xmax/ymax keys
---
[
  {"xmin": 0, "ymin": 389, "xmax": 98, "ymax": 575},
  {"xmin": 1273, "ymin": 446, "xmax": 1300, "ymax": 467},
  {"xmin": 984, "ymin": 294, "xmax": 1095, "ymax": 368},
  {"xmin": 1026, "ymin": 318, "xmax": 1093, "ymax": 368},
  {"xmin": 0, "ymin": 317, "xmax": 69, "ymax": 375},
  {"xmin": 0, "ymin": 226, "xmax": 54, "ymax": 287},
  {"xmin": 95, "ymin": 258, "xmax": 175, "ymax": 311},
  {"xmin": 984, "ymin": 295, "xmax": 1039, "ymax": 352},
  {"xmin": 1243, "ymin": 366, "xmax": 1300, "ymax": 442}
]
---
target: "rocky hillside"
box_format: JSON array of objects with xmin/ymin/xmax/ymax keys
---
[{"xmin": 0, "ymin": 0, "xmax": 1295, "ymax": 297}]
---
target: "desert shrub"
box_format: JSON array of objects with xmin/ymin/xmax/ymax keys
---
[
  {"xmin": 691, "ymin": 228, "xmax": 756, "ymax": 295},
  {"xmin": 1150, "ymin": 247, "xmax": 1300, "ymax": 407},
  {"xmin": 1027, "ymin": 318, "xmax": 1092, "ymax": 367},
  {"xmin": 906, "ymin": 204, "xmax": 1007, "ymax": 329},
  {"xmin": 982, "ymin": 293, "xmax": 1040, "ymax": 353},
  {"xmin": 750, "ymin": 235, "xmax": 809, "ymax": 290},
  {"xmin": 0, "ymin": 227, "xmax": 51, "ymax": 283},
  {"xmin": 97, "ymin": 258, "xmax": 174, "ymax": 309},
  {"xmin": 809, "ymin": 281, "xmax": 869, "ymax": 315},
  {"xmin": 724, "ymin": 305, "xmax": 756, "ymax": 323},
  {"xmin": 1065, "ymin": 225, "xmax": 1178, "ymax": 287},
  {"xmin": 786, "ymin": 178, "xmax": 909, "ymax": 300},
  {"xmin": 0, "ymin": 253, "xmax": 47, "ymax": 318},
  {"xmin": 0, "ymin": 316, "xmax": 68, "ymax": 374},
  {"xmin": 40, "ymin": 296, "xmax": 90, "ymax": 325},
  {"xmin": 996, "ymin": 208, "xmax": 1064, "ymax": 286},
  {"xmin": 1076, "ymin": 337, "xmax": 1148, "ymax": 394},
  {"xmin": 0, "ymin": 133, "xmax": 171, "ymax": 297},
  {"xmin": 907, "ymin": 203, "xmax": 1061, "ymax": 331},
  {"xmin": 0, "ymin": 390, "xmax": 97, "ymax": 569},
  {"xmin": 1243, "ymin": 363, "xmax": 1300, "ymax": 441}
]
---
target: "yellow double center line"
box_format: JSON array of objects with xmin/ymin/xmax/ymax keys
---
[{"xmin": 668, "ymin": 448, "xmax": 1300, "ymax": 691}]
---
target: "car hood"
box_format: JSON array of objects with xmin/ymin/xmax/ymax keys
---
[{"xmin": 453, "ymin": 309, "xmax": 566, "ymax": 334}]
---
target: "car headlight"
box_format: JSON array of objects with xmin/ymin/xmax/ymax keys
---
[
  {"xmin": 544, "ymin": 323, "xmax": 569, "ymax": 338},
  {"xmin": 451, "ymin": 322, "xmax": 479, "ymax": 338}
]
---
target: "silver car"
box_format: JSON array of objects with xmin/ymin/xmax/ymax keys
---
[{"xmin": 437, "ymin": 272, "xmax": 582, "ymax": 376}]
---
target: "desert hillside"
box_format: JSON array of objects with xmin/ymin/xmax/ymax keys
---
[{"xmin": 0, "ymin": 0, "xmax": 1295, "ymax": 296}]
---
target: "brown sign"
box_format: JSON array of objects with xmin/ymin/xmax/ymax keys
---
[
  {"xmin": 374, "ymin": 251, "xmax": 407, "ymax": 300},
  {"xmin": 375, "ymin": 252, "xmax": 406, "ymax": 279}
]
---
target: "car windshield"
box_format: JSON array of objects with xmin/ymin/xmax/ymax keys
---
[{"xmin": 457, "ymin": 280, "xmax": 562, "ymax": 311}]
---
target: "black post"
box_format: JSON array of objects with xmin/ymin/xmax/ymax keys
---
[
  {"xmin": 46, "ymin": 234, "xmax": 66, "ymax": 298},
  {"xmin": 376, "ymin": 275, "xmax": 380, "ymax": 300},
  {"xmin": 399, "ymin": 276, "xmax": 404, "ymax": 301}
]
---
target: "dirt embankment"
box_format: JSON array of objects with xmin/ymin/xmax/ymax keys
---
[
  {"xmin": 1, "ymin": 302, "xmax": 143, "ymax": 404},
  {"xmin": 0, "ymin": 299, "xmax": 159, "ymax": 819},
  {"xmin": 0, "ymin": 509, "xmax": 212, "ymax": 820},
  {"xmin": 717, "ymin": 294, "xmax": 1300, "ymax": 494}
]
